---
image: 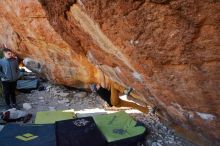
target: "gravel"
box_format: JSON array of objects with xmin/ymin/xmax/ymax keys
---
[{"xmin": 0, "ymin": 82, "xmax": 196, "ymax": 146}]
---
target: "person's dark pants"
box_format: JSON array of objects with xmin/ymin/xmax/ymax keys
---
[{"xmin": 2, "ymin": 81, "xmax": 17, "ymax": 106}]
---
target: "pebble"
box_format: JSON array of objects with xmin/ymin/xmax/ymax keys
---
[
  {"xmin": 74, "ymin": 92, "xmax": 87, "ymax": 98},
  {"xmin": 48, "ymin": 106, "xmax": 55, "ymax": 111},
  {"xmin": 151, "ymin": 142, "xmax": 158, "ymax": 146},
  {"xmin": 40, "ymin": 100, "xmax": 44, "ymax": 102},
  {"xmin": 157, "ymin": 140, "xmax": 162, "ymax": 143},
  {"xmin": 23, "ymin": 103, "xmax": 32, "ymax": 110},
  {"xmin": 58, "ymin": 98, "xmax": 70, "ymax": 104},
  {"xmin": 46, "ymin": 85, "xmax": 52, "ymax": 90},
  {"xmin": 38, "ymin": 96, "xmax": 44, "ymax": 100},
  {"xmin": 65, "ymin": 103, "xmax": 70, "ymax": 107},
  {"xmin": 57, "ymin": 92, "xmax": 69, "ymax": 97}
]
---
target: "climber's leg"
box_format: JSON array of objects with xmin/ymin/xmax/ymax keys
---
[
  {"xmin": 110, "ymin": 83, "xmax": 120, "ymax": 106},
  {"xmin": 117, "ymin": 99, "xmax": 148, "ymax": 113}
]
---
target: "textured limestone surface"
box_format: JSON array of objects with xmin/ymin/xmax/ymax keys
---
[{"xmin": 0, "ymin": 0, "xmax": 219, "ymax": 145}]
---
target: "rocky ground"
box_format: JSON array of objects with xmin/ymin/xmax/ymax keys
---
[{"xmin": 0, "ymin": 82, "xmax": 195, "ymax": 146}]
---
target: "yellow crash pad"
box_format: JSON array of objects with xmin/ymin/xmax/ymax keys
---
[{"xmin": 35, "ymin": 110, "xmax": 75, "ymax": 124}]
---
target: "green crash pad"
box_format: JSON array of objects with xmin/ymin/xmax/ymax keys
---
[
  {"xmin": 35, "ymin": 110, "xmax": 75, "ymax": 124},
  {"xmin": 94, "ymin": 111, "xmax": 146, "ymax": 142}
]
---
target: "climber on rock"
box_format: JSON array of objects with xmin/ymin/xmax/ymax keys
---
[
  {"xmin": 0, "ymin": 48, "xmax": 20, "ymax": 109},
  {"xmin": 90, "ymin": 82, "xmax": 148, "ymax": 113}
]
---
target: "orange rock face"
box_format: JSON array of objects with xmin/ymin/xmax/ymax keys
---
[{"xmin": 0, "ymin": 0, "xmax": 219, "ymax": 145}]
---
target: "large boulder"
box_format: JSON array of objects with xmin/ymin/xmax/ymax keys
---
[{"xmin": 0, "ymin": 0, "xmax": 219, "ymax": 145}]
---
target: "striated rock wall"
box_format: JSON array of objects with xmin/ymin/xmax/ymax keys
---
[{"xmin": 0, "ymin": 0, "xmax": 219, "ymax": 145}]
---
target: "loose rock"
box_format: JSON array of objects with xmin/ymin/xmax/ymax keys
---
[
  {"xmin": 74, "ymin": 92, "xmax": 87, "ymax": 98},
  {"xmin": 23, "ymin": 103, "xmax": 32, "ymax": 110}
]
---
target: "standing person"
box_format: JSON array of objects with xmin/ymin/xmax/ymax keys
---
[{"xmin": 0, "ymin": 48, "xmax": 20, "ymax": 109}]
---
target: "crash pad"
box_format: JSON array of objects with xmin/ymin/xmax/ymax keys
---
[
  {"xmin": 0, "ymin": 125, "xmax": 4, "ymax": 132},
  {"xmin": 94, "ymin": 111, "xmax": 146, "ymax": 144},
  {"xmin": 0, "ymin": 124, "xmax": 55, "ymax": 146},
  {"xmin": 16, "ymin": 79, "xmax": 38, "ymax": 90},
  {"xmin": 35, "ymin": 110, "xmax": 75, "ymax": 124},
  {"xmin": 56, "ymin": 117, "xmax": 106, "ymax": 146}
]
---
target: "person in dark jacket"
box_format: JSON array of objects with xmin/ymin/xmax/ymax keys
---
[{"xmin": 0, "ymin": 48, "xmax": 20, "ymax": 109}]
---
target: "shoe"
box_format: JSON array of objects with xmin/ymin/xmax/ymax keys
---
[
  {"xmin": 23, "ymin": 114, "xmax": 32, "ymax": 123},
  {"xmin": 2, "ymin": 111, "xmax": 10, "ymax": 121},
  {"xmin": 150, "ymin": 106, "xmax": 157, "ymax": 114},
  {"xmin": 125, "ymin": 87, "xmax": 133, "ymax": 96}
]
